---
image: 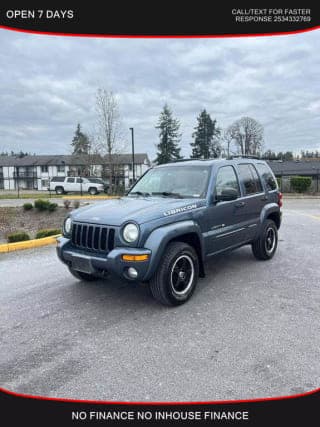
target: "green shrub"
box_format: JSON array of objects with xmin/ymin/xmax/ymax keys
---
[
  {"xmin": 23, "ymin": 202, "xmax": 33, "ymax": 211},
  {"xmin": 34, "ymin": 199, "xmax": 51, "ymax": 211},
  {"xmin": 7, "ymin": 231, "xmax": 30, "ymax": 243},
  {"xmin": 276, "ymin": 177, "xmax": 282, "ymax": 189},
  {"xmin": 34, "ymin": 199, "xmax": 58, "ymax": 212},
  {"xmin": 290, "ymin": 176, "xmax": 312, "ymax": 193},
  {"xmin": 36, "ymin": 229, "xmax": 61, "ymax": 239},
  {"xmin": 48, "ymin": 202, "xmax": 58, "ymax": 212}
]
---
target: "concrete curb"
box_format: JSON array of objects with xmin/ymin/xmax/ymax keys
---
[{"xmin": 0, "ymin": 234, "xmax": 61, "ymax": 253}]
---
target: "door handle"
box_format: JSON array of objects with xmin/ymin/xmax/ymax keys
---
[
  {"xmin": 261, "ymin": 195, "xmax": 268, "ymax": 201},
  {"xmin": 235, "ymin": 201, "xmax": 245, "ymax": 208}
]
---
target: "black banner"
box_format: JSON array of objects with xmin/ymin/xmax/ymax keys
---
[
  {"xmin": 1, "ymin": 387, "xmax": 320, "ymax": 426},
  {"xmin": 0, "ymin": 5, "xmax": 319, "ymax": 36}
]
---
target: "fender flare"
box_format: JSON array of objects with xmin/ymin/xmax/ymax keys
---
[{"xmin": 142, "ymin": 220, "xmax": 205, "ymax": 281}]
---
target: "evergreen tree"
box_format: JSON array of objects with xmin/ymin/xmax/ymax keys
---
[
  {"xmin": 190, "ymin": 110, "xmax": 221, "ymax": 159},
  {"xmin": 154, "ymin": 104, "xmax": 183, "ymax": 164},
  {"xmin": 71, "ymin": 123, "xmax": 90, "ymax": 155}
]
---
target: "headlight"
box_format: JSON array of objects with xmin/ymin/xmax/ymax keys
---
[
  {"xmin": 122, "ymin": 223, "xmax": 139, "ymax": 243},
  {"xmin": 64, "ymin": 217, "xmax": 72, "ymax": 235}
]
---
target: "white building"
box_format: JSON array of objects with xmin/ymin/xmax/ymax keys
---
[{"xmin": 0, "ymin": 153, "xmax": 151, "ymax": 191}]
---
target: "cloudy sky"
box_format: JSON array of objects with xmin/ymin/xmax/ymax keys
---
[{"xmin": 0, "ymin": 29, "xmax": 319, "ymax": 159}]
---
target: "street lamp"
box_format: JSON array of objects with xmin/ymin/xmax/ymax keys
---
[{"xmin": 129, "ymin": 127, "xmax": 135, "ymax": 183}]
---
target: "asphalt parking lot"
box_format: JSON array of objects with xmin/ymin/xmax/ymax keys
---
[{"xmin": 0, "ymin": 199, "xmax": 319, "ymax": 401}]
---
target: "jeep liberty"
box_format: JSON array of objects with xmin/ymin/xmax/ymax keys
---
[{"xmin": 57, "ymin": 159, "xmax": 282, "ymax": 306}]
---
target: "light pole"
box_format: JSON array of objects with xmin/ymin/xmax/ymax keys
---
[{"xmin": 129, "ymin": 127, "xmax": 135, "ymax": 183}]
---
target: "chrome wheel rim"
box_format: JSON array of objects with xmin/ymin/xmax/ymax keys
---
[
  {"xmin": 170, "ymin": 254, "xmax": 194, "ymax": 295},
  {"xmin": 265, "ymin": 227, "xmax": 276, "ymax": 254}
]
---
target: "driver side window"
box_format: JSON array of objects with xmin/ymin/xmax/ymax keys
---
[{"xmin": 215, "ymin": 166, "xmax": 240, "ymax": 197}]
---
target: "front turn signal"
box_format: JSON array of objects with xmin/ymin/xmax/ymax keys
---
[{"xmin": 122, "ymin": 254, "xmax": 149, "ymax": 262}]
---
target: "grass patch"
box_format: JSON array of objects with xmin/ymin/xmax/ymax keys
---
[{"xmin": 0, "ymin": 192, "xmax": 63, "ymax": 199}]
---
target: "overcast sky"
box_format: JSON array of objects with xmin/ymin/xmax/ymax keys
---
[{"xmin": 0, "ymin": 29, "xmax": 319, "ymax": 159}]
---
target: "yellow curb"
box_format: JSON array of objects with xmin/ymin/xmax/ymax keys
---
[
  {"xmin": 0, "ymin": 234, "xmax": 62, "ymax": 253},
  {"xmin": 62, "ymin": 195, "xmax": 120, "ymax": 200}
]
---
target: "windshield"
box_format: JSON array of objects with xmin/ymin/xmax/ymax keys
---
[{"xmin": 128, "ymin": 165, "xmax": 211, "ymax": 198}]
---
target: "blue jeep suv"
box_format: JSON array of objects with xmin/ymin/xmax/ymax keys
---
[{"xmin": 57, "ymin": 158, "xmax": 282, "ymax": 306}]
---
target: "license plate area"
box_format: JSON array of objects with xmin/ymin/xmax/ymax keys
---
[{"xmin": 72, "ymin": 255, "xmax": 93, "ymax": 274}]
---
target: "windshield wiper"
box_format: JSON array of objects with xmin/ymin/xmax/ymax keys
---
[
  {"xmin": 152, "ymin": 191, "xmax": 184, "ymax": 198},
  {"xmin": 129, "ymin": 191, "xmax": 151, "ymax": 197}
]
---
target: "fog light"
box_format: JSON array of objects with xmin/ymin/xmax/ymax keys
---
[{"xmin": 127, "ymin": 267, "xmax": 138, "ymax": 279}]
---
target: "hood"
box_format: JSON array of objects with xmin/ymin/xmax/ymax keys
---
[{"xmin": 71, "ymin": 196, "xmax": 205, "ymax": 226}]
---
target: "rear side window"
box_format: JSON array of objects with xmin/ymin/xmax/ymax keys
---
[
  {"xmin": 67, "ymin": 178, "xmax": 75, "ymax": 183},
  {"xmin": 215, "ymin": 166, "xmax": 240, "ymax": 197},
  {"xmin": 76, "ymin": 178, "xmax": 83, "ymax": 183},
  {"xmin": 238, "ymin": 164, "xmax": 263, "ymax": 195},
  {"xmin": 50, "ymin": 177, "xmax": 65, "ymax": 182},
  {"xmin": 255, "ymin": 163, "xmax": 278, "ymax": 191}
]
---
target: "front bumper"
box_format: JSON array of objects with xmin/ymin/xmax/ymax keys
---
[{"xmin": 56, "ymin": 237, "xmax": 151, "ymax": 281}]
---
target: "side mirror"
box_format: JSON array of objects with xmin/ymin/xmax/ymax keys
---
[{"xmin": 216, "ymin": 187, "xmax": 238, "ymax": 202}]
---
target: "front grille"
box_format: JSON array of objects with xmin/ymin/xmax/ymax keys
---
[{"xmin": 71, "ymin": 222, "xmax": 115, "ymax": 252}]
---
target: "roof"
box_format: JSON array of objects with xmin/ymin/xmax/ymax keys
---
[
  {"xmin": 267, "ymin": 160, "xmax": 320, "ymax": 176},
  {"xmin": 0, "ymin": 153, "xmax": 150, "ymax": 167},
  {"xmin": 156, "ymin": 158, "xmax": 266, "ymax": 168}
]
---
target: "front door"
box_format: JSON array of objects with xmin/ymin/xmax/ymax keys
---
[{"xmin": 205, "ymin": 165, "xmax": 245, "ymax": 255}]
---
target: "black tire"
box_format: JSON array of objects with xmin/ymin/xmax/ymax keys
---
[
  {"xmin": 252, "ymin": 219, "xmax": 278, "ymax": 260},
  {"xmin": 68, "ymin": 267, "xmax": 97, "ymax": 281},
  {"xmin": 150, "ymin": 242, "xmax": 199, "ymax": 306},
  {"xmin": 88, "ymin": 187, "xmax": 98, "ymax": 195},
  {"xmin": 55, "ymin": 186, "xmax": 64, "ymax": 195}
]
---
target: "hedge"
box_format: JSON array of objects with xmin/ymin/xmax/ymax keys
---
[
  {"xmin": 23, "ymin": 202, "xmax": 33, "ymax": 211},
  {"xmin": 7, "ymin": 231, "xmax": 30, "ymax": 243},
  {"xmin": 290, "ymin": 176, "xmax": 312, "ymax": 193},
  {"xmin": 34, "ymin": 199, "xmax": 58, "ymax": 212},
  {"xmin": 35, "ymin": 229, "xmax": 61, "ymax": 239}
]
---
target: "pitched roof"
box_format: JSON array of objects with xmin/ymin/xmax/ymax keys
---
[
  {"xmin": 0, "ymin": 153, "xmax": 150, "ymax": 167},
  {"xmin": 267, "ymin": 160, "xmax": 320, "ymax": 176}
]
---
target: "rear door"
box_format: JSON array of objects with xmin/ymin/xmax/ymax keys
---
[
  {"xmin": 205, "ymin": 165, "xmax": 245, "ymax": 255},
  {"xmin": 235, "ymin": 163, "xmax": 266, "ymax": 241}
]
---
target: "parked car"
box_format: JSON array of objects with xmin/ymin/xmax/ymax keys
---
[
  {"xmin": 48, "ymin": 176, "xmax": 104, "ymax": 195},
  {"xmin": 57, "ymin": 158, "xmax": 282, "ymax": 306}
]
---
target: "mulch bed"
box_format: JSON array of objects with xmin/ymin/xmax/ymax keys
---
[{"xmin": 0, "ymin": 206, "xmax": 71, "ymax": 242}]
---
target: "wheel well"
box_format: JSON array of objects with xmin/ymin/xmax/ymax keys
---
[
  {"xmin": 266, "ymin": 211, "xmax": 281, "ymax": 229},
  {"xmin": 171, "ymin": 232, "xmax": 205, "ymax": 278}
]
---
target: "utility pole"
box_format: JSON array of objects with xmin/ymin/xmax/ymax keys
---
[{"xmin": 130, "ymin": 127, "xmax": 135, "ymax": 183}]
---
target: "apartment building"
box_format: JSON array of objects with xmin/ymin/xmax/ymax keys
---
[{"xmin": 0, "ymin": 153, "xmax": 150, "ymax": 191}]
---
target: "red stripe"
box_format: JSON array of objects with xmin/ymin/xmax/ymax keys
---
[
  {"xmin": 1, "ymin": 386, "xmax": 319, "ymax": 405},
  {"xmin": 0, "ymin": 24, "xmax": 319, "ymax": 38}
]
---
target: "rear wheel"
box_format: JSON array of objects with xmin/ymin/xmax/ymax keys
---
[
  {"xmin": 252, "ymin": 219, "xmax": 278, "ymax": 260},
  {"xmin": 88, "ymin": 187, "xmax": 98, "ymax": 195},
  {"xmin": 150, "ymin": 242, "xmax": 199, "ymax": 306},
  {"xmin": 68, "ymin": 267, "xmax": 97, "ymax": 281}
]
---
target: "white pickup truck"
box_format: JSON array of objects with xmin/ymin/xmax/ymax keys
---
[{"xmin": 48, "ymin": 177, "xmax": 105, "ymax": 195}]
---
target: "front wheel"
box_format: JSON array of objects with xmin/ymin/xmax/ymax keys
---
[
  {"xmin": 252, "ymin": 219, "xmax": 278, "ymax": 260},
  {"xmin": 68, "ymin": 267, "xmax": 97, "ymax": 281},
  {"xmin": 150, "ymin": 242, "xmax": 199, "ymax": 306},
  {"xmin": 55, "ymin": 186, "xmax": 64, "ymax": 195}
]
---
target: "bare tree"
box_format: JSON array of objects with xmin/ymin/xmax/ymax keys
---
[
  {"xmin": 227, "ymin": 117, "xmax": 264, "ymax": 156},
  {"xmin": 95, "ymin": 88, "xmax": 124, "ymax": 193}
]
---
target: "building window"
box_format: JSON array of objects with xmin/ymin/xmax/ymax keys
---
[
  {"xmin": 41, "ymin": 165, "xmax": 48, "ymax": 173},
  {"xmin": 57, "ymin": 165, "xmax": 65, "ymax": 172},
  {"xmin": 41, "ymin": 179, "xmax": 49, "ymax": 188},
  {"xmin": 128, "ymin": 163, "xmax": 132, "ymax": 171}
]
